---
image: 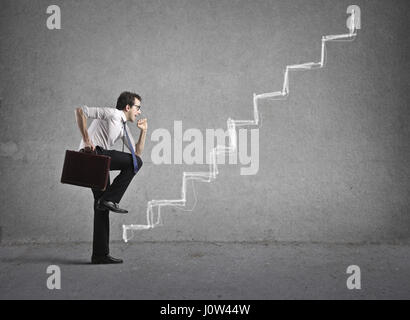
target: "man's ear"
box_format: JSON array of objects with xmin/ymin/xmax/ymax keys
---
[{"xmin": 124, "ymin": 105, "xmax": 130, "ymax": 112}]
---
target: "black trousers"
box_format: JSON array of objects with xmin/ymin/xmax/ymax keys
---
[{"xmin": 91, "ymin": 146, "xmax": 143, "ymax": 257}]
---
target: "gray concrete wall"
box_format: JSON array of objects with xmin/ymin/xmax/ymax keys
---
[{"xmin": 0, "ymin": 0, "xmax": 409, "ymax": 244}]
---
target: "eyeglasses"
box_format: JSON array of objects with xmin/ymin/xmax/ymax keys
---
[{"xmin": 133, "ymin": 105, "xmax": 141, "ymax": 111}]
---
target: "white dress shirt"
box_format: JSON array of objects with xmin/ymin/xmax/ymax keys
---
[{"xmin": 77, "ymin": 105, "xmax": 136, "ymax": 152}]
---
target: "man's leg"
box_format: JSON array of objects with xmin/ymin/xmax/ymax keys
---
[
  {"xmin": 91, "ymin": 182, "xmax": 110, "ymax": 257},
  {"xmin": 98, "ymin": 149, "xmax": 143, "ymax": 204},
  {"xmin": 90, "ymin": 147, "xmax": 142, "ymax": 262}
]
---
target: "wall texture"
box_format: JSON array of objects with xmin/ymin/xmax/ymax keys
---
[{"xmin": 0, "ymin": 0, "xmax": 409, "ymax": 244}]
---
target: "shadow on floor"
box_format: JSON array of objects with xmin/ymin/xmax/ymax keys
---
[{"xmin": 0, "ymin": 256, "xmax": 91, "ymax": 265}]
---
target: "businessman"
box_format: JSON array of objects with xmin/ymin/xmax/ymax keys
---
[{"xmin": 75, "ymin": 91, "xmax": 147, "ymax": 264}]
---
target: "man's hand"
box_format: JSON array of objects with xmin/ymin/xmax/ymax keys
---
[
  {"xmin": 137, "ymin": 118, "xmax": 148, "ymax": 132},
  {"xmin": 84, "ymin": 140, "xmax": 95, "ymax": 152}
]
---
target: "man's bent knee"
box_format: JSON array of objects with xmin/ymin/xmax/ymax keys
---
[
  {"xmin": 136, "ymin": 156, "xmax": 143, "ymax": 170},
  {"xmin": 126, "ymin": 157, "xmax": 142, "ymax": 175}
]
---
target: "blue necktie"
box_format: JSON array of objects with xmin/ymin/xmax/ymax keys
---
[{"xmin": 123, "ymin": 121, "xmax": 138, "ymax": 173}]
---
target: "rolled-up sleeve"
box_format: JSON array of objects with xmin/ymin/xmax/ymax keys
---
[{"xmin": 81, "ymin": 105, "xmax": 114, "ymax": 120}]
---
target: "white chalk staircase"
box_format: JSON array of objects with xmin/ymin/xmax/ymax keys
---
[{"xmin": 123, "ymin": 9, "xmax": 360, "ymax": 242}]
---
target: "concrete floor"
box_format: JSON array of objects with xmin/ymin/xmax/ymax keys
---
[{"xmin": 0, "ymin": 241, "xmax": 409, "ymax": 300}]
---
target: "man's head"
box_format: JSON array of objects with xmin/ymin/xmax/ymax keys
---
[{"xmin": 116, "ymin": 91, "xmax": 142, "ymax": 122}]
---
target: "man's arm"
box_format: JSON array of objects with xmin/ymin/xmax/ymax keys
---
[
  {"xmin": 135, "ymin": 118, "xmax": 148, "ymax": 157},
  {"xmin": 75, "ymin": 107, "xmax": 95, "ymax": 151}
]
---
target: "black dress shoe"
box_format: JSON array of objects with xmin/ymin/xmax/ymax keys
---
[
  {"xmin": 91, "ymin": 255, "xmax": 123, "ymax": 264},
  {"xmin": 97, "ymin": 199, "xmax": 128, "ymax": 214}
]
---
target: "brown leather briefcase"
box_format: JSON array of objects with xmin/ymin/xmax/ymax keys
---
[{"xmin": 60, "ymin": 149, "xmax": 111, "ymax": 191}]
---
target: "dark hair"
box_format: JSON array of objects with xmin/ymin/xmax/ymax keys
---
[{"xmin": 115, "ymin": 91, "xmax": 141, "ymax": 110}]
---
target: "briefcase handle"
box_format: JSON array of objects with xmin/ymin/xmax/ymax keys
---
[{"xmin": 79, "ymin": 148, "xmax": 97, "ymax": 155}]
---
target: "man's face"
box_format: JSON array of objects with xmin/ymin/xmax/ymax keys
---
[{"xmin": 127, "ymin": 98, "xmax": 141, "ymax": 122}]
